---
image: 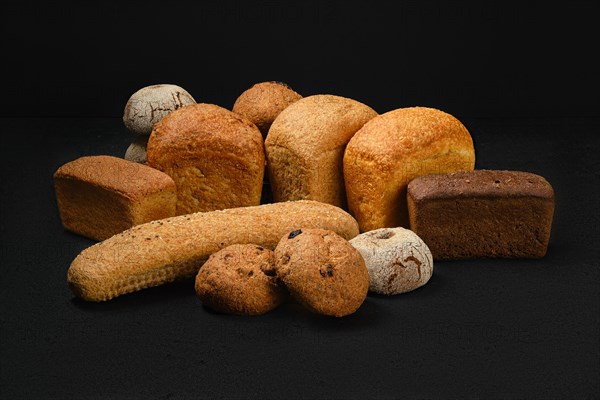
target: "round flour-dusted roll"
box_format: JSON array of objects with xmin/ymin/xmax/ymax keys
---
[
  {"xmin": 350, "ymin": 227, "xmax": 433, "ymax": 295},
  {"xmin": 124, "ymin": 135, "xmax": 148, "ymax": 164},
  {"xmin": 265, "ymin": 94, "xmax": 377, "ymax": 209},
  {"xmin": 123, "ymin": 84, "xmax": 196, "ymax": 135},
  {"xmin": 344, "ymin": 106, "xmax": 475, "ymax": 231},
  {"xmin": 232, "ymin": 81, "xmax": 302, "ymax": 138},
  {"xmin": 147, "ymin": 103, "xmax": 264, "ymax": 215}
]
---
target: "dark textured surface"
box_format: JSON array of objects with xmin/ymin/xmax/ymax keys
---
[
  {"xmin": 0, "ymin": 117, "xmax": 599, "ymax": 399},
  {"xmin": 407, "ymin": 170, "xmax": 554, "ymax": 200},
  {"xmin": 407, "ymin": 170, "xmax": 555, "ymax": 260}
]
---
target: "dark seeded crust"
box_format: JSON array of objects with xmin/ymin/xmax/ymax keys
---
[
  {"xmin": 408, "ymin": 170, "xmax": 554, "ymax": 201},
  {"xmin": 407, "ymin": 170, "xmax": 555, "ymax": 260}
]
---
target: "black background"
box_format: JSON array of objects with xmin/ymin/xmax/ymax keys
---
[
  {"xmin": 2, "ymin": 1, "xmax": 598, "ymax": 118},
  {"xmin": 1, "ymin": 1, "xmax": 599, "ymax": 399}
]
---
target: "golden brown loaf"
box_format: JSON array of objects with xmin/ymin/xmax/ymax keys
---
[
  {"xmin": 147, "ymin": 103, "xmax": 264, "ymax": 215},
  {"xmin": 344, "ymin": 106, "xmax": 475, "ymax": 232},
  {"xmin": 68, "ymin": 200, "xmax": 359, "ymax": 302},
  {"xmin": 53, "ymin": 155, "xmax": 176, "ymax": 241},
  {"xmin": 265, "ymin": 94, "xmax": 377, "ymax": 208},
  {"xmin": 232, "ymin": 81, "xmax": 302, "ymax": 138}
]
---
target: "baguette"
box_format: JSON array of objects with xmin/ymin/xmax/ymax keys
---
[{"xmin": 68, "ymin": 200, "xmax": 359, "ymax": 301}]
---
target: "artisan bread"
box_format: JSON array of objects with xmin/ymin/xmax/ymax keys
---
[
  {"xmin": 53, "ymin": 155, "xmax": 176, "ymax": 241},
  {"xmin": 407, "ymin": 170, "xmax": 554, "ymax": 259},
  {"xmin": 265, "ymin": 94, "xmax": 377, "ymax": 208},
  {"xmin": 147, "ymin": 103, "xmax": 264, "ymax": 215},
  {"xmin": 123, "ymin": 84, "xmax": 196, "ymax": 135},
  {"xmin": 349, "ymin": 227, "xmax": 433, "ymax": 295},
  {"xmin": 68, "ymin": 200, "xmax": 359, "ymax": 301},
  {"xmin": 232, "ymin": 81, "xmax": 302, "ymax": 138},
  {"xmin": 344, "ymin": 106, "xmax": 475, "ymax": 231},
  {"xmin": 124, "ymin": 135, "xmax": 148, "ymax": 164}
]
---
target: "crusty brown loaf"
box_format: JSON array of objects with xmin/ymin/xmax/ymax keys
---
[
  {"xmin": 407, "ymin": 170, "xmax": 555, "ymax": 260},
  {"xmin": 274, "ymin": 228, "xmax": 369, "ymax": 317},
  {"xmin": 195, "ymin": 244, "xmax": 286, "ymax": 315},
  {"xmin": 265, "ymin": 94, "xmax": 377, "ymax": 208},
  {"xmin": 54, "ymin": 155, "xmax": 176, "ymax": 241},
  {"xmin": 147, "ymin": 103, "xmax": 264, "ymax": 215},
  {"xmin": 344, "ymin": 106, "xmax": 475, "ymax": 231},
  {"xmin": 68, "ymin": 200, "xmax": 359, "ymax": 301},
  {"xmin": 232, "ymin": 81, "xmax": 302, "ymax": 138}
]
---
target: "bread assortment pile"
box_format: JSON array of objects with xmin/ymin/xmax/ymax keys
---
[{"xmin": 54, "ymin": 81, "xmax": 555, "ymax": 317}]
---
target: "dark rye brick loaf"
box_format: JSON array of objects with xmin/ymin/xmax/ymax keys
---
[{"xmin": 407, "ymin": 170, "xmax": 554, "ymax": 260}]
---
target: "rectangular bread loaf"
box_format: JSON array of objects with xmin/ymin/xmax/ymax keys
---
[
  {"xmin": 407, "ymin": 170, "xmax": 554, "ymax": 260},
  {"xmin": 54, "ymin": 155, "xmax": 177, "ymax": 241}
]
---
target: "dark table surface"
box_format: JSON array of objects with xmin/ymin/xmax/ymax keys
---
[{"xmin": 1, "ymin": 117, "xmax": 598, "ymax": 399}]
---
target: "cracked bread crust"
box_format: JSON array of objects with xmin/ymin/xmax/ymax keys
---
[
  {"xmin": 232, "ymin": 81, "xmax": 302, "ymax": 138},
  {"xmin": 344, "ymin": 106, "xmax": 475, "ymax": 231},
  {"xmin": 350, "ymin": 227, "xmax": 433, "ymax": 295},
  {"xmin": 273, "ymin": 228, "xmax": 368, "ymax": 317},
  {"xmin": 147, "ymin": 103, "xmax": 264, "ymax": 215},
  {"xmin": 53, "ymin": 155, "xmax": 176, "ymax": 241},
  {"xmin": 123, "ymin": 84, "xmax": 196, "ymax": 135},
  {"xmin": 67, "ymin": 200, "xmax": 359, "ymax": 302},
  {"xmin": 407, "ymin": 170, "xmax": 555, "ymax": 260},
  {"xmin": 195, "ymin": 244, "xmax": 287, "ymax": 315},
  {"xmin": 265, "ymin": 94, "xmax": 377, "ymax": 208}
]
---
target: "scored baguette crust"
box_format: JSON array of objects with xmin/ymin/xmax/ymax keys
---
[
  {"xmin": 344, "ymin": 106, "xmax": 475, "ymax": 231},
  {"xmin": 265, "ymin": 94, "xmax": 377, "ymax": 208},
  {"xmin": 68, "ymin": 200, "xmax": 359, "ymax": 301}
]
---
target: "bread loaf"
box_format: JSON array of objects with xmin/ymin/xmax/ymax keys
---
[
  {"xmin": 349, "ymin": 227, "xmax": 433, "ymax": 295},
  {"xmin": 232, "ymin": 81, "xmax": 302, "ymax": 138},
  {"xmin": 344, "ymin": 106, "xmax": 475, "ymax": 231},
  {"xmin": 265, "ymin": 94, "xmax": 377, "ymax": 208},
  {"xmin": 54, "ymin": 155, "xmax": 176, "ymax": 241},
  {"xmin": 147, "ymin": 103, "xmax": 264, "ymax": 215},
  {"xmin": 123, "ymin": 84, "xmax": 196, "ymax": 135},
  {"xmin": 68, "ymin": 200, "xmax": 359, "ymax": 301},
  {"xmin": 124, "ymin": 135, "xmax": 148, "ymax": 164},
  {"xmin": 407, "ymin": 170, "xmax": 554, "ymax": 259}
]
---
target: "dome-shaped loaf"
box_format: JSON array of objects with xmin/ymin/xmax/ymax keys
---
[
  {"xmin": 232, "ymin": 81, "xmax": 302, "ymax": 138},
  {"xmin": 344, "ymin": 106, "xmax": 475, "ymax": 232},
  {"xmin": 147, "ymin": 104, "xmax": 264, "ymax": 215},
  {"xmin": 265, "ymin": 94, "xmax": 377, "ymax": 208},
  {"xmin": 123, "ymin": 84, "xmax": 196, "ymax": 135}
]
